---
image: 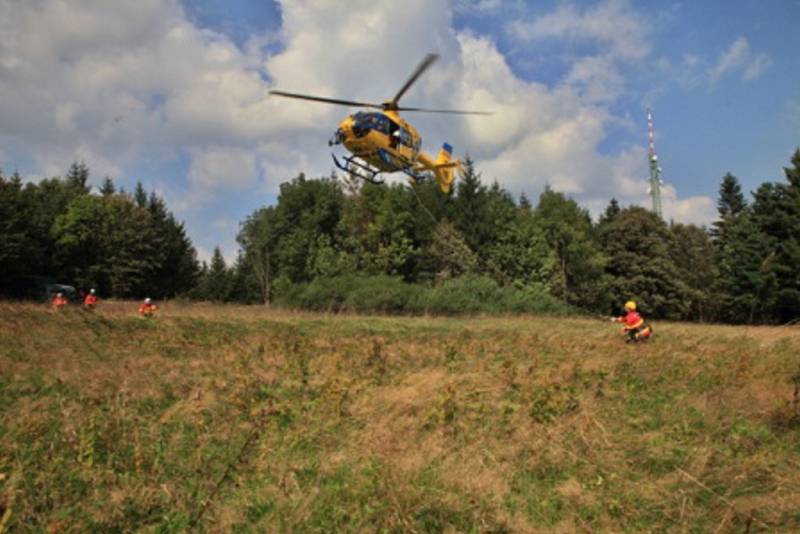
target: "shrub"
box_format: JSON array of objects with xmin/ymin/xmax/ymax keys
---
[{"xmin": 276, "ymin": 274, "xmax": 572, "ymax": 317}]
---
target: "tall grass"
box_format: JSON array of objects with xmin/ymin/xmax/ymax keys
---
[{"xmin": 1, "ymin": 302, "xmax": 799, "ymax": 531}]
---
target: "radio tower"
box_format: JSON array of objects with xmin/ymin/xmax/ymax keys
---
[{"xmin": 647, "ymin": 108, "xmax": 663, "ymax": 218}]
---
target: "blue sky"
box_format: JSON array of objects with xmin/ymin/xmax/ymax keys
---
[{"xmin": 1, "ymin": 0, "xmax": 798, "ymax": 264}]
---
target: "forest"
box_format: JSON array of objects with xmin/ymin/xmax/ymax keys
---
[{"xmin": 1, "ymin": 149, "xmax": 799, "ymax": 324}]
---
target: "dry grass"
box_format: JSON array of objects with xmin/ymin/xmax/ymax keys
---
[{"xmin": 1, "ymin": 301, "xmax": 800, "ymax": 532}]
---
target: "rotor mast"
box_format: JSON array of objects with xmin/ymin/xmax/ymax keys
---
[{"xmin": 647, "ymin": 109, "xmax": 663, "ymax": 218}]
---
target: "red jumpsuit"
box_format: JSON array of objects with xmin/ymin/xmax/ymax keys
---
[
  {"xmin": 139, "ymin": 302, "xmax": 157, "ymax": 317},
  {"xmin": 615, "ymin": 310, "xmax": 652, "ymax": 342}
]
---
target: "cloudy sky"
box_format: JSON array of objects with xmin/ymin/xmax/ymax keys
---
[{"xmin": 1, "ymin": 0, "xmax": 798, "ymax": 263}]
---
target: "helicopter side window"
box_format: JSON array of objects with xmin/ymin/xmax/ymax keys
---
[
  {"xmin": 374, "ymin": 115, "xmax": 390, "ymax": 135},
  {"xmin": 392, "ymin": 128, "xmax": 412, "ymax": 147}
]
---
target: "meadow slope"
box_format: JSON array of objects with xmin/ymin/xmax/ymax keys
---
[{"xmin": 1, "ymin": 302, "xmax": 800, "ymax": 532}]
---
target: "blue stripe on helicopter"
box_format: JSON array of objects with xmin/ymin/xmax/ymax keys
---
[{"xmin": 442, "ymin": 142, "xmax": 453, "ymax": 155}]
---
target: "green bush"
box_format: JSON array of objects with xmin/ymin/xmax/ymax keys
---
[
  {"xmin": 345, "ymin": 276, "xmax": 423, "ymax": 313},
  {"xmin": 276, "ymin": 276, "xmax": 357, "ymax": 311},
  {"xmin": 418, "ymin": 275, "xmax": 570, "ymax": 315},
  {"xmin": 275, "ymin": 274, "xmax": 571, "ymax": 316}
]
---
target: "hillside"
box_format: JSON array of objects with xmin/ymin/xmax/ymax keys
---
[{"xmin": 1, "ymin": 302, "xmax": 800, "ymax": 532}]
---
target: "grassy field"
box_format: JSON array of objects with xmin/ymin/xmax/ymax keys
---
[{"xmin": 1, "ymin": 301, "xmax": 800, "ymax": 532}]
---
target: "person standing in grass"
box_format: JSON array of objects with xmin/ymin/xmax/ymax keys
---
[
  {"xmin": 138, "ymin": 297, "xmax": 157, "ymax": 318},
  {"xmin": 51, "ymin": 292, "xmax": 68, "ymax": 310},
  {"xmin": 83, "ymin": 288, "xmax": 98, "ymax": 310},
  {"xmin": 611, "ymin": 300, "xmax": 652, "ymax": 342}
]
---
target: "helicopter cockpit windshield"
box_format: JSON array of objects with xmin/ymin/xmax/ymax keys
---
[{"xmin": 352, "ymin": 112, "xmax": 392, "ymax": 138}]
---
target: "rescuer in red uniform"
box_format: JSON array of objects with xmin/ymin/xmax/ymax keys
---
[
  {"xmin": 612, "ymin": 300, "xmax": 652, "ymax": 343},
  {"xmin": 51, "ymin": 292, "xmax": 68, "ymax": 310},
  {"xmin": 139, "ymin": 297, "xmax": 157, "ymax": 318},
  {"xmin": 84, "ymin": 288, "xmax": 98, "ymax": 309}
]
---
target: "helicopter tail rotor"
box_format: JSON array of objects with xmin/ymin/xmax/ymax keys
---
[{"xmin": 430, "ymin": 143, "xmax": 461, "ymax": 194}]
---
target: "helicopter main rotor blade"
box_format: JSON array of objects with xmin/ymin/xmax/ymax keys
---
[
  {"xmin": 269, "ymin": 90, "xmax": 383, "ymax": 109},
  {"xmin": 396, "ymin": 106, "xmax": 494, "ymax": 116},
  {"xmin": 390, "ymin": 53, "xmax": 439, "ymax": 108}
]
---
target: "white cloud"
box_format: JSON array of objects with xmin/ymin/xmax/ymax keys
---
[
  {"xmin": 743, "ymin": 53, "xmax": 772, "ymax": 81},
  {"xmin": 509, "ymin": 0, "xmax": 650, "ymax": 62},
  {"xmin": 660, "ymin": 185, "xmax": 716, "ymax": 226},
  {"xmin": 564, "ymin": 56, "xmax": 624, "ymax": 103},
  {"xmin": 506, "ymin": 0, "xmax": 648, "ymax": 103},
  {"xmin": 707, "ymin": 37, "xmax": 772, "ymax": 85},
  {"xmin": 187, "ymin": 146, "xmax": 259, "ymax": 192},
  {"xmin": 453, "ymin": 0, "xmax": 505, "ymax": 13},
  {"xmin": 708, "ymin": 37, "xmax": 749, "ymax": 84},
  {"xmin": 0, "ymin": 0, "xmax": 715, "ymax": 257}
]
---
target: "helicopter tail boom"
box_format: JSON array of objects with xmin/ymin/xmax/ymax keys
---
[
  {"xmin": 415, "ymin": 143, "xmax": 461, "ymax": 193},
  {"xmin": 431, "ymin": 143, "xmax": 460, "ymax": 193}
]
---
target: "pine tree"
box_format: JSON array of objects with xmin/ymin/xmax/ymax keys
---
[
  {"xmin": 0, "ymin": 171, "xmax": 39, "ymax": 288},
  {"xmin": 715, "ymin": 212, "xmax": 777, "ymax": 323},
  {"xmin": 452, "ymin": 157, "xmax": 489, "ymax": 252},
  {"xmin": 749, "ymin": 149, "xmax": 800, "ymax": 322},
  {"xmin": 146, "ymin": 191, "xmax": 199, "ymax": 298},
  {"xmin": 600, "ymin": 198, "xmax": 621, "ymax": 225},
  {"xmin": 711, "ymin": 173, "xmax": 747, "ymax": 243},
  {"xmin": 100, "ymin": 177, "xmax": 116, "ymax": 196},
  {"xmin": 65, "ymin": 161, "xmax": 91, "ymax": 194},
  {"xmin": 134, "ymin": 182, "xmax": 148, "ymax": 208},
  {"xmin": 710, "ymin": 172, "xmax": 763, "ymax": 321},
  {"xmin": 717, "ymin": 173, "xmax": 747, "ymax": 218},
  {"xmin": 519, "ymin": 192, "xmax": 532, "ymax": 211},
  {"xmin": 204, "ymin": 247, "xmax": 230, "ymax": 301}
]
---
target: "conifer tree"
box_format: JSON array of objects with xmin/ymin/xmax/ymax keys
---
[
  {"xmin": 100, "ymin": 177, "xmax": 116, "ymax": 196},
  {"xmin": 452, "ymin": 157, "xmax": 490, "ymax": 252},
  {"xmin": 203, "ymin": 247, "xmax": 231, "ymax": 302},
  {"xmin": 711, "ymin": 173, "xmax": 747, "ymax": 243},
  {"xmin": 65, "ymin": 161, "xmax": 91, "ymax": 194},
  {"xmin": 133, "ymin": 181, "xmax": 148, "ymax": 208},
  {"xmin": 750, "ymin": 149, "xmax": 800, "ymax": 322},
  {"xmin": 146, "ymin": 191, "xmax": 199, "ymax": 298}
]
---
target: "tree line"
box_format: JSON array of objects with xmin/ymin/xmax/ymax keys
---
[
  {"xmin": 2, "ymin": 150, "xmax": 799, "ymax": 323},
  {"xmin": 0, "ymin": 163, "xmax": 198, "ymax": 299}
]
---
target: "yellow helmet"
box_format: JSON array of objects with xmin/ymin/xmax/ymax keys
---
[{"xmin": 624, "ymin": 300, "xmax": 636, "ymax": 311}]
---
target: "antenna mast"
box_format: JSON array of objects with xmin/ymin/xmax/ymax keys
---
[{"xmin": 647, "ymin": 109, "xmax": 663, "ymax": 218}]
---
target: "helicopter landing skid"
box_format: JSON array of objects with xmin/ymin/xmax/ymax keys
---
[{"xmin": 332, "ymin": 154, "xmax": 385, "ymax": 185}]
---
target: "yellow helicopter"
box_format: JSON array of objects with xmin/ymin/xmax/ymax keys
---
[{"xmin": 269, "ymin": 54, "xmax": 491, "ymax": 193}]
